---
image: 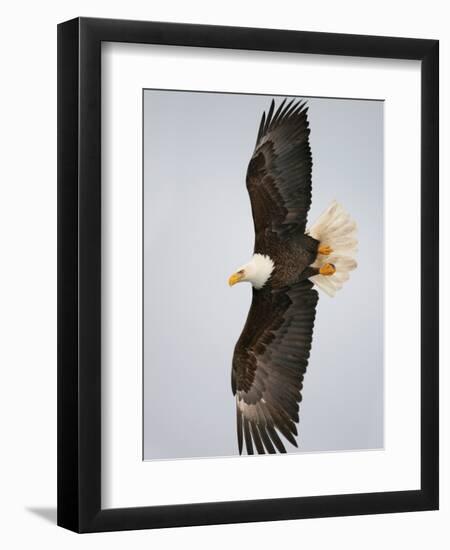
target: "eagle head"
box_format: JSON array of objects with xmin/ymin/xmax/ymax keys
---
[{"xmin": 228, "ymin": 253, "xmax": 274, "ymax": 290}]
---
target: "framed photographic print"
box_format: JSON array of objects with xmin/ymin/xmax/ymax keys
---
[{"xmin": 57, "ymin": 17, "xmax": 439, "ymax": 532}]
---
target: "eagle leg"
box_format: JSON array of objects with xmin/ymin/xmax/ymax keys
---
[
  {"xmin": 318, "ymin": 244, "xmax": 333, "ymax": 255},
  {"xmin": 319, "ymin": 263, "xmax": 336, "ymax": 276},
  {"xmin": 300, "ymin": 263, "xmax": 335, "ymax": 280}
]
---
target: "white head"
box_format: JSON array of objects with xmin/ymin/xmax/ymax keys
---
[{"xmin": 228, "ymin": 254, "xmax": 274, "ymax": 290}]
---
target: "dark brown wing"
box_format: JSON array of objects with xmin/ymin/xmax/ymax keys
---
[
  {"xmin": 232, "ymin": 281, "xmax": 318, "ymax": 454},
  {"xmin": 246, "ymin": 99, "xmax": 313, "ymax": 249}
]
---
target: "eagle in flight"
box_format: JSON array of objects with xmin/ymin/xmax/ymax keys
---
[{"xmin": 228, "ymin": 98, "xmax": 357, "ymax": 455}]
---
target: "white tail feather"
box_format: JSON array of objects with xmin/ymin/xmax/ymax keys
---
[{"xmin": 307, "ymin": 201, "xmax": 358, "ymax": 297}]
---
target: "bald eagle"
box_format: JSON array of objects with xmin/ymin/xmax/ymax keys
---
[{"xmin": 228, "ymin": 99, "xmax": 358, "ymax": 455}]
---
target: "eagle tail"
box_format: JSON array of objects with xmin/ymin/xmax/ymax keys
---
[{"xmin": 307, "ymin": 201, "xmax": 358, "ymax": 297}]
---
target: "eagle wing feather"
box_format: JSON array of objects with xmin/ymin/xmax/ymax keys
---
[
  {"xmin": 246, "ymin": 99, "xmax": 313, "ymax": 248},
  {"xmin": 232, "ymin": 281, "xmax": 318, "ymax": 454}
]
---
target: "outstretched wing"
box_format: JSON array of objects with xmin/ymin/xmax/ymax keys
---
[
  {"xmin": 232, "ymin": 281, "xmax": 318, "ymax": 454},
  {"xmin": 246, "ymin": 98, "xmax": 313, "ymax": 247}
]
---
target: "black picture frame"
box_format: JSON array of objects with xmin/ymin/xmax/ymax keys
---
[{"xmin": 57, "ymin": 16, "xmax": 439, "ymax": 533}]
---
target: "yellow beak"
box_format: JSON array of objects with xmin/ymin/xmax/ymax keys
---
[{"xmin": 228, "ymin": 271, "xmax": 245, "ymax": 287}]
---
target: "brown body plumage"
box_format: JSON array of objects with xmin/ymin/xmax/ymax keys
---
[{"xmin": 256, "ymin": 232, "xmax": 319, "ymax": 288}]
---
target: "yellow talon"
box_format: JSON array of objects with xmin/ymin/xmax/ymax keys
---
[
  {"xmin": 318, "ymin": 244, "xmax": 333, "ymax": 255},
  {"xmin": 319, "ymin": 263, "xmax": 336, "ymax": 276}
]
